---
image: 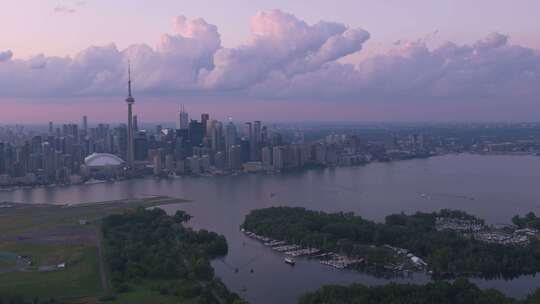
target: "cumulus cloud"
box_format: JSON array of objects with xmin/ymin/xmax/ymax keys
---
[
  {"xmin": 54, "ymin": 5, "xmax": 76, "ymax": 13},
  {"xmin": 0, "ymin": 50, "xmax": 13, "ymax": 62},
  {"xmin": 53, "ymin": 1, "xmax": 85, "ymax": 14},
  {"xmin": 28, "ymin": 54, "xmax": 48, "ymax": 69},
  {"xmin": 201, "ymin": 10, "xmax": 369, "ymax": 89},
  {"xmin": 0, "ymin": 10, "xmax": 539, "ymax": 104},
  {"xmin": 247, "ymin": 31, "xmax": 540, "ymax": 101}
]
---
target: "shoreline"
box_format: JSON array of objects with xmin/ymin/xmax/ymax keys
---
[{"xmin": 2, "ymin": 151, "xmax": 538, "ymax": 194}]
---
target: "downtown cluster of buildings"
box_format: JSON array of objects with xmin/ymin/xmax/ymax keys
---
[
  {"xmin": 0, "ymin": 72, "xmax": 436, "ymax": 187},
  {"xmin": 0, "ymin": 110, "xmax": 374, "ymax": 186}
]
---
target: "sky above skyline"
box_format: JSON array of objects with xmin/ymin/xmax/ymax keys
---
[{"xmin": 0, "ymin": 0, "xmax": 539, "ymax": 123}]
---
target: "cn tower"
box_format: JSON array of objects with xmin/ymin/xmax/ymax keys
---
[{"xmin": 125, "ymin": 63, "xmax": 135, "ymax": 168}]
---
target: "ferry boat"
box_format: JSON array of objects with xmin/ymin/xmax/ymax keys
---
[{"xmin": 284, "ymin": 257, "xmax": 296, "ymax": 265}]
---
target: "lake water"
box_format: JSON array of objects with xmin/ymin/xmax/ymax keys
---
[{"xmin": 2, "ymin": 154, "xmax": 540, "ymax": 303}]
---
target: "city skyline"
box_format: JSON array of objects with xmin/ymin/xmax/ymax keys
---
[
  {"xmin": 3, "ymin": 3, "xmax": 540, "ymax": 303},
  {"xmin": 1, "ymin": 1, "xmax": 540, "ymax": 122}
]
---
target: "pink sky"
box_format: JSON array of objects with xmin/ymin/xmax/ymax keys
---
[
  {"xmin": 2, "ymin": 96, "xmax": 537, "ymax": 124},
  {"xmin": 0, "ymin": 1, "xmax": 539, "ymax": 123}
]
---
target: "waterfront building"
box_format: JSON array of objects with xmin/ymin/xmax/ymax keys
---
[
  {"xmin": 200, "ymin": 155, "xmax": 210, "ymax": 172},
  {"xmin": 261, "ymin": 146, "xmax": 272, "ymax": 169},
  {"xmin": 243, "ymin": 161, "xmax": 264, "ymax": 173},
  {"xmin": 214, "ymin": 151, "xmax": 225, "ymax": 169},
  {"xmin": 228, "ymin": 145, "xmax": 242, "ymax": 170},
  {"xmin": 187, "ymin": 156, "xmax": 201, "ymax": 174},
  {"xmin": 153, "ymin": 151, "xmax": 162, "ymax": 176},
  {"xmin": 165, "ymin": 154, "xmax": 175, "ymax": 173},
  {"xmin": 272, "ymin": 146, "xmax": 285, "ymax": 170}
]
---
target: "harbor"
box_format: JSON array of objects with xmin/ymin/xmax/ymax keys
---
[{"xmin": 435, "ymin": 216, "xmax": 539, "ymax": 246}]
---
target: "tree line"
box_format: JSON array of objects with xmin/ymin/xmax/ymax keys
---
[
  {"xmin": 512, "ymin": 212, "xmax": 540, "ymax": 229},
  {"xmin": 299, "ymin": 278, "xmax": 540, "ymax": 304}
]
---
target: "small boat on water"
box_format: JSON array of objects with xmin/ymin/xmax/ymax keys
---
[{"xmin": 284, "ymin": 257, "xmax": 296, "ymax": 265}]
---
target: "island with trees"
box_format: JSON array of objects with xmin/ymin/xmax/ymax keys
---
[
  {"xmin": 102, "ymin": 207, "xmax": 247, "ymax": 304},
  {"xmin": 298, "ymin": 279, "xmax": 540, "ymax": 304},
  {"xmin": 241, "ymin": 207, "xmax": 540, "ymax": 278}
]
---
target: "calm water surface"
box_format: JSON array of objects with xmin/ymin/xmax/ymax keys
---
[{"xmin": 2, "ymin": 154, "xmax": 540, "ymax": 303}]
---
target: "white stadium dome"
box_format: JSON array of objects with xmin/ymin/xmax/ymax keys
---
[{"xmin": 84, "ymin": 153, "xmax": 125, "ymax": 167}]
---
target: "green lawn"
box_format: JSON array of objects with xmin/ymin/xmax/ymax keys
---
[
  {"xmin": 106, "ymin": 280, "xmax": 200, "ymax": 304},
  {"xmin": 0, "ymin": 196, "xmax": 191, "ymax": 302},
  {"xmin": 0, "ymin": 245, "xmax": 101, "ymax": 299},
  {"xmin": 0, "ymin": 251, "xmax": 17, "ymax": 270},
  {"xmin": 0, "ymin": 196, "xmax": 190, "ymax": 239}
]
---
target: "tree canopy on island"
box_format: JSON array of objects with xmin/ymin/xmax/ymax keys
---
[
  {"xmin": 512, "ymin": 212, "xmax": 540, "ymax": 230},
  {"xmin": 102, "ymin": 207, "xmax": 244, "ymax": 304},
  {"xmin": 242, "ymin": 207, "xmax": 540, "ymax": 278},
  {"xmin": 299, "ymin": 279, "xmax": 518, "ymax": 304}
]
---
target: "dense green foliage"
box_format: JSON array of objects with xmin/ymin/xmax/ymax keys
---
[
  {"xmin": 298, "ymin": 279, "xmax": 521, "ymax": 304},
  {"xmin": 0, "ymin": 296, "xmax": 57, "ymax": 304},
  {"xmin": 242, "ymin": 207, "xmax": 540, "ymax": 278},
  {"xmin": 103, "ymin": 207, "xmax": 243, "ymax": 304},
  {"xmin": 512, "ymin": 212, "xmax": 540, "ymax": 229}
]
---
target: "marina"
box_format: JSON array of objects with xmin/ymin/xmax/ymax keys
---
[
  {"xmin": 435, "ymin": 216, "xmax": 540, "ymax": 246},
  {"xmin": 241, "ymin": 230, "xmax": 418, "ymax": 272}
]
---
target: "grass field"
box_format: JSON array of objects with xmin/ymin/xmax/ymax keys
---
[
  {"xmin": 67, "ymin": 280, "xmax": 195, "ymax": 304},
  {"xmin": 0, "ymin": 245, "xmax": 101, "ymax": 298},
  {"xmin": 0, "ymin": 196, "xmax": 190, "ymax": 302},
  {"xmin": 0, "ymin": 251, "xmax": 17, "ymax": 270},
  {"xmin": 108, "ymin": 281, "xmax": 192, "ymax": 304}
]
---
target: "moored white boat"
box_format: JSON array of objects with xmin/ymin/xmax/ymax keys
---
[{"xmin": 284, "ymin": 257, "xmax": 296, "ymax": 265}]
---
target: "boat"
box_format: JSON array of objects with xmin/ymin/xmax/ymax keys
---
[{"xmin": 284, "ymin": 257, "xmax": 296, "ymax": 265}]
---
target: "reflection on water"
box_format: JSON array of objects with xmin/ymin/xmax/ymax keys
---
[{"xmin": 2, "ymin": 154, "xmax": 540, "ymax": 303}]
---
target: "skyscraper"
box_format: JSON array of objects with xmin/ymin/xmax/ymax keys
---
[
  {"xmin": 189, "ymin": 120, "xmax": 204, "ymax": 147},
  {"xmin": 125, "ymin": 64, "xmax": 135, "ymax": 168},
  {"xmin": 201, "ymin": 113, "xmax": 209, "ymax": 136},
  {"xmin": 253, "ymin": 121, "xmax": 262, "ymax": 161},
  {"xmin": 82, "ymin": 116, "xmax": 88, "ymax": 135},
  {"xmin": 225, "ymin": 121, "xmax": 237, "ymax": 152},
  {"xmin": 177, "ymin": 105, "xmax": 189, "ymax": 129},
  {"xmin": 133, "ymin": 115, "xmax": 138, "ymax": 132}
]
